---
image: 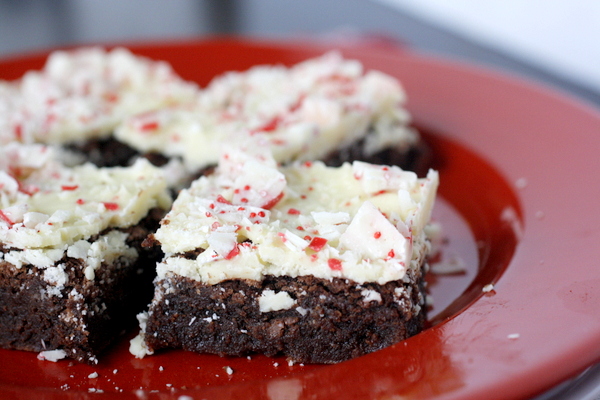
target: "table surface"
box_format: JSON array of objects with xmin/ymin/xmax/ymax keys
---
[
  {"xmin": 373, "ymin": 0, "xmax": 600, "ymax": 97},
  {"xmin": 1, "ymin": 0, "xmax": 598, "ymax": 108}
]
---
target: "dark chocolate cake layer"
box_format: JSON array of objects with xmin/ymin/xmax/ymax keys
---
[
  {"xmin": 143, "ymin": 268, "xmax": 426, "ymax": 364},
  {"xmin": 324, "ymin": 133, "xmax": 431, "ymax": 177},
  {"xmin": 67, "ymin": 137, "xmax": 171, "ymax": 169},
  {"xmin": 68, "ymin": 127, "xmax": 431, "ymax": 178}
]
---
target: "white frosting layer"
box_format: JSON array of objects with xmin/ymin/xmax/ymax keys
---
[
  {"xmin": 3, "ymin": 230, "xmax": 139, "ymax": 294},
  {"xmin": 154, "ymin": 144, "xmax": 438, "ymax": 284},
  {"xmin": 0, "ymin": 47, "xmax": 198, "ymax": 145},
  {"xmin": 129, "ymin": 312, "xmax": 153, "ymax": 358},
  {"xmin": 0, "ymin": 143, "xmax": 171, "ymax": 250},
  {"xmin": 37, "ymin": 349, "xmax": 67, "ymax": 362},
  {"xmin": 115, "ymin": 52, "xmax": 418, "ymax": 172}
]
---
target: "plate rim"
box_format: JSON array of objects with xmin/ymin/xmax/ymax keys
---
[{"xmin": 1, "ymin": 36, "xmax": 599, "ymax": 400}]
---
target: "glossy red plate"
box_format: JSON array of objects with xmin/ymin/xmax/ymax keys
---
[{"xmin": 1, "ymin": 38, "xmax": 599, "ymax": 400}]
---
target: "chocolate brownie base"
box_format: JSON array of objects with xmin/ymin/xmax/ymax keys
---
[
  {"xmin": 68, "ymin": 126, "xmax": 430, "ymax": 176},
  {"xmin": 0, "ymin": 208, "xmax": 165, "ymax": 364},
  {"xmin": 143, "ymin": 268, "xmax": 426, "ymax": 364},
  {"xmin": 66, "ymin": 137, "xmax": 170, "ymax": 168},
  {"xmin": 325, "ymin": 137, "xmax": 431, "ymax": 177}
]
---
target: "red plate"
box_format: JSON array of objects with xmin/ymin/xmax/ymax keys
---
[{"xmin": 1, "ymin": 38, "xmax": 599, "ymax": 400}]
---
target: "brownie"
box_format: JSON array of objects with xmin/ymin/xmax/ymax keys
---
[
  {"xmin": 0, "ymin": 141, "xmax": 172, "ymax": 363},
  {"xmin": 131, "ymin": 144, "xmax": 439, "ymax": 364},
  {"xmin": 0, "ymin": 209, "xmax": 164, "ymax": 364},
  {"xmin": 0, "ymin": 46, "xmax": 198, "ymax": 146}
]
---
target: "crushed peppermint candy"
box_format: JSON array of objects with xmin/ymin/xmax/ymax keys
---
[
  {"xmin": 308, "ymin": 237, "xmax": 327, "ymax": 252},
  {"xmin": 328, "ymin": 258, "xmax": 343, "ymax": 271},
  {"xmin": 482, "ymin": 284, "xmax": 495, "ymax": 293}
]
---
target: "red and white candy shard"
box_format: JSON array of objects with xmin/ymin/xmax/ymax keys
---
[
  {"xmin": 219, "ymin": 144, "xmax": 286, "ymax": 210},
  {"xmin": 339, "ymin": 200, "xmax": 411, "ymax": 265},
  {"xmin": 207, "ymin": 230, "xmax": 238, "ymax": 259},
  {"xmin": 351, "ymin": 161, "xmax": 417, "ymax": 195}
]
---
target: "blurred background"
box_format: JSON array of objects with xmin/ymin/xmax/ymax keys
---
[
  {"xmin": 0, "ymin": 0, "xmax": 599, "ymax": 107},
  {"xmin": 1, "ymin": 1, "xmax": 599, "ymax": 398}
]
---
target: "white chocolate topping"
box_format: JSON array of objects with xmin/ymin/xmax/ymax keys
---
[
  {"xmin": 258, "ymin": 290, "xmax": 297, "ymax": 312},
  {"xmin": 115, "ymin": 52, "xmax": 418, "ymax": 172},
  {"xmin": 154, "ymin": 144, "xmax": 438, "ymax": 284},
  {"xmin": 0, "ymin": 47, "xmax": 198, "ymax": 145},
  {"xmin": 0, "ymin": 143, "xmax": 171, "ymax": 250}
]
